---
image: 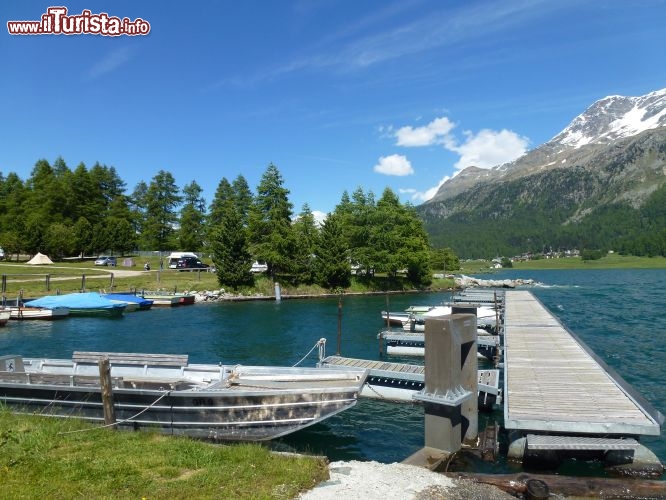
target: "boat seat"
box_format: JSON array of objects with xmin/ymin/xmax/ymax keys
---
[
  {"xmin": 0, "ymin": 371, "xmax": 123, "ymax": 387},
  {"xmin": 72, "ymin": 351, "xmax": 189, "ymax": 367}
]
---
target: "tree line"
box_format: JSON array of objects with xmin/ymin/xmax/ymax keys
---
[{"xmin": 0, "ymin": 158, "xmax": 443, "ymax": 289}]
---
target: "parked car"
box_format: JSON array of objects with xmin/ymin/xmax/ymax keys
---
[
  {"xmin": 94, "ymin": 256, "xmax": 117, "ymax": 266},
  {"xmin": 175, "ymin": 256, "xmax": 209, "ymax": 271}
]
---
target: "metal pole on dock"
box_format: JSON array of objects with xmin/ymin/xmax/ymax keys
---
[
  {"xmin": 385, "ymin": 294, "xmax": 390, "ymax": 328},
  {"xmin": 336, "ymin": 296, "xmax": 342, "ymax": 355}
]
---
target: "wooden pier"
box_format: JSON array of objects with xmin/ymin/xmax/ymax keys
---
[
  {"xmin": 503, "ymin": 290, "xmax": 662, "ymax": 436},
  {"xmin": 503, "ymin": 290, "xmax": 663, "ymax": 471}
]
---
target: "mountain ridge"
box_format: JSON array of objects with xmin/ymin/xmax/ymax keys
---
[
  {"xmin": 425, "ymin": 88, "xmax": 666, "ymax": 205},
  {"xmin": 417, "ymin": 88, "xmax": 666, "ymax": 258}
]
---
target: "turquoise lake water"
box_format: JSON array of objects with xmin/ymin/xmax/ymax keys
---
[{"xmin": 0, "ymin": 268, "xmax": 664, "ymax": 476}]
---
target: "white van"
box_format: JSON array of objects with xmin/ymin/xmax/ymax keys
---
[{"xmin": 167, "ymin": 252, "xmax": 199, "ymax": 269}]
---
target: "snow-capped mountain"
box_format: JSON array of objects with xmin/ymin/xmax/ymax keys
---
[
  {"xmin": 552, "ymin": 88, "xmax": 666, "ymax": 149},
  {"xmin": 425, "ymin": 88, "xmax": 666, "ymax": 204}
]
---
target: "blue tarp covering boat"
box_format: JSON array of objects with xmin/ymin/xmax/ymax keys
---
[
  {"xmin": 26, "ymin": 293, "xmax": 126, "ymax": 318},
  {"xmin": 101, "ymin": 293, "xmax": 153, "ymax": 311}
]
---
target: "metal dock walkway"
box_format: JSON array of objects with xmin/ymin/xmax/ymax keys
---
[{"xmin": 503, "ymin": 290, "xmax": 662, "ymax": 436}]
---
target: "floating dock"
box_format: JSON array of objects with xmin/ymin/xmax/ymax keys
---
[
  {"xmin": 502, "ymin": 290, "xmax": 664, "ymax": 471},
  {"xmin": 377, "ymin": 330, "xmax": 500, "ymax": 361},
  {"xmin": 319, "ymin": 355, "xmax": 500, "ymax": 411}
]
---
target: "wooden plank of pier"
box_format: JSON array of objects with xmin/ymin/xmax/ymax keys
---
[
  {"xmin": 503, "ymin": 290, "xmax": 661, "ymax": 436},
  {"xmin": 323, "ymin": 356, "xmax": 426, "ymax": 375}
]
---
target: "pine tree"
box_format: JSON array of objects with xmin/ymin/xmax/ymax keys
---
[
  {"xmin": 179, "ymin": 181, "xmax": 206, "ymax": 251},
  {"xmin": 141, "ymin": 171, "xmax": 182, "ymax": 251},
  {"xmin": 247, "ymin": 163, "xmax": 295, "ymax": 277},
  {"xmin": 292, "ymin": 204, "xmax": 319, "ymax": 284},
  {"xmin": 315, "ymin": 212, "xmax": 351, "ymax": 288}
]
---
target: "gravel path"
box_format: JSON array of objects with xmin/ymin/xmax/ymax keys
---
[{"xmin": 298, "ymin": 461, "xmax": 514, "ymax": 500}]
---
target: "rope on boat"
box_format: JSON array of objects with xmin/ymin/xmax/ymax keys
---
[
  {"xmin": 292, "ymin": 338, "xmax": 327, "ymax": 367},
  {"xmin": 58, "ymin": 390, "xmax": 172, "ymax": 435}
]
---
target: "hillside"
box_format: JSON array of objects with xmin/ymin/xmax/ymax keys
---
[{"xmin": 418, "ymin": 89, "xmax": 666, "ymax": 258}]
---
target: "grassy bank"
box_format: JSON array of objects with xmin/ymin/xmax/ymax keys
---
[
  {"xmin": 2, "ymin": 253, "xmax": 662, "ymax": 299},
  {"xmin": 0, "ymin": 408, "xmax": 327, "ymax": 499},
  {"xmin": 512, "ymin": 254, "xmax": 666, "ymax": 270},
  {"xmin": 0, "ymin": 259, "xmax": 456, "ymax": 298},
  {"xmin": 456, "ymin": 255, "xmax": 666, "ymax": 274}
]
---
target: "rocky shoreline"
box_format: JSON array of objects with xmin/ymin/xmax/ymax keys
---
[
  {"xmin": 184, "ymin": 275, "xmax": 535, "ymax": 303},
  {"xmin": 454, "ymin": 275, "xmax": 536, "ymax": 289}
]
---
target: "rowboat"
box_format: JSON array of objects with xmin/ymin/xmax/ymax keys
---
[
  {"xmin": 7, "ymin": 306, "xmax": 70, "ymax": 320},
  {"xmin": 0, "ymin": 351, "xmax": 367, "ymax": 442},
  {"xmin": 140, "ymin": 292, "xmax": 195, "ymax": 306}
]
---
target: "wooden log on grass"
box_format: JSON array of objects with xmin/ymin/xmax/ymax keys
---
[{"xmin": 443, "ymin": 472, "xmax": 666, "ymax": 498}]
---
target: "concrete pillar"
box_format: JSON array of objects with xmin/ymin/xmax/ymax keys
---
[{"xmin": 414, "ymin": 313, "xmax": 478, "ymax": 452}]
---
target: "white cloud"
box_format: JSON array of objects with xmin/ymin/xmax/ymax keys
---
[
  {"xmin": 373, "ymin": 154, "xmax": 414, "ymax": 176},
  {"xmin": 395, "ymin": 117, "xmax": 456, "ymax": 147},
  {"xmin": 449, "ymin": 129, "xmax": 528, "ymax": 170},
  {"xmin": 388, "ymin": 116, "xmax": 529, "ymax": 203},
  {"xmin": 400, "ymin": 174, "xmax": 450, "ymax": 203}
]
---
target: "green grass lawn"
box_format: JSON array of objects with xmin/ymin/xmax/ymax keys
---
[
  {"xmin": 0, "ymin": 408, "xmax": 327, "ymax": 499},
  {"xmin": 512, "ymin": 254, "xmax": 666, "ymax": 270}
]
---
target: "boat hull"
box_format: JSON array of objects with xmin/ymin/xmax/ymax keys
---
[
  {"xmin": 0, "ymin": 353, "xmax": 366, "ymax": 442},
  {"xmin": 68, "ymin": 306, "xmax": 125, "ymax": 318},
  {"xmin": 0, "ymin": 383, "xmax": 359, "ymax": 441},
  {"xmin": 8, "ymin": 307, "xmax": 70, "ymax": 320},
  {"xmin": 141, "ymin": 293, "xmax": 193, "ymax": 306}
]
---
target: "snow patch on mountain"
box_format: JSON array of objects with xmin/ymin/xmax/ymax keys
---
[{"xmin": 554, "ymin": 88, "xmax": 666, "ymax": 149}]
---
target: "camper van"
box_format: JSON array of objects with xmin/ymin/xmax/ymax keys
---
[{"xmin": 167, "ymin": 252, "xmax": 199, "ymax": 269}]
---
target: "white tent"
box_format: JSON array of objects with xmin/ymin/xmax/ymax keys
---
[{"xmin": 27, "ymin": 252, "xmax": 53, "ymax": 265}]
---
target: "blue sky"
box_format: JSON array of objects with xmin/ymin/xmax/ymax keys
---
[{"xmin": 2, "ymin": 1, "xmax": 665, "ymax": 219}]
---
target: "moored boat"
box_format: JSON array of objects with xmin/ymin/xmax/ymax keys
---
[
  {"xmin": 141, "ymin": 291, "xmax": 195, "ymax": 306},
  {"xmin": 101, "ymin": 293, "xmax": 153, "ymax": 311},
  {"xmin": 380, "ymin": 306, "xmax": 434, "ymax": 326},
  {"xmin": 0, "ymin": 351, "xmax": 367, "ymax": 442},
  {"xmin": 25, "ymin": 293, "xmax": 126, "ymax": 318},
  {"xmin": 7, "ymin": 306, "xmax": 70, "ymax": 320},
  {"xmin": 401, "ymin": 305, "xmax": 497, "ymax": 331}
]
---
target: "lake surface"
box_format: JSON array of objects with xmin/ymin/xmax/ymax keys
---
[{"xmin": 1, "ymin": 269, "xmax": 664, "ymax": 476}]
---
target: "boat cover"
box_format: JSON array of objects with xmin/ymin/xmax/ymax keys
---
[
  {"xmin": 27, "ymin": 292, "xmax": 125, "ymax": 310},
  {"xmin": 102, "ymin": 293, "xmax": 153, "ymax": 307}
]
